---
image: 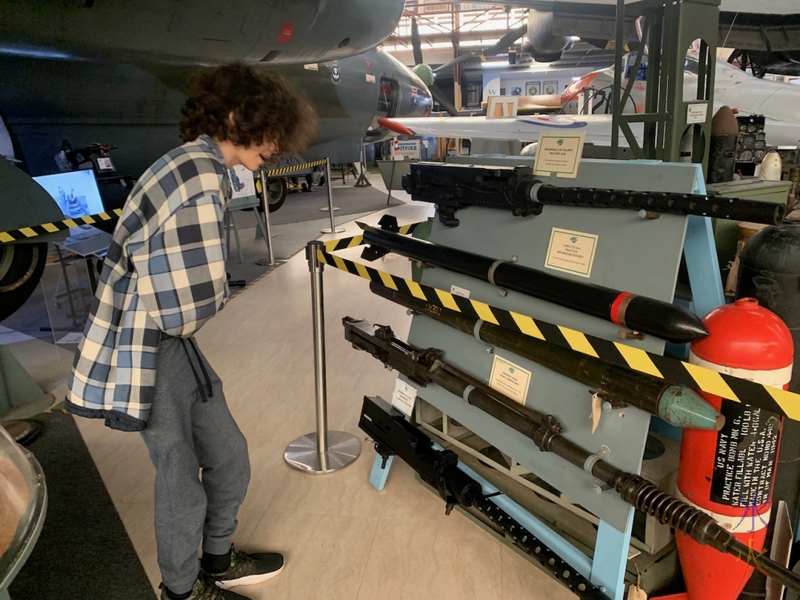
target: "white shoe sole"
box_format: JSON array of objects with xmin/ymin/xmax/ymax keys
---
[{"xmin": 214, "ymin": 564, "xmax": 285, "ymax": 590}]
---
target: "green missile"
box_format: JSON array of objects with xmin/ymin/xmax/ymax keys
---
[{"xmin": 370, "ymin": 282, "xmax": 724, "ymax": 431}]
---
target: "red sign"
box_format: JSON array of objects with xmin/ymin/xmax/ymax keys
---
[
  {"xmin": 365, "ymin": 59, "xmax": 372, "ymax": 69},
  {"xmin": 276, "ymin": 20, "xmax": 294, "ymax": 43}
]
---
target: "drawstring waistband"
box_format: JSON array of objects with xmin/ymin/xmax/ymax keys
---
[
  {"xmin": 159, "ymin": 332, "xmax": 215, "ymax": 402},
  {"xmin": 182, "ymin": 337, "xmax": 214, "ymax": 402}
]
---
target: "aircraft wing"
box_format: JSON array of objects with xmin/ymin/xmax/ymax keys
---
[{"xmin": 380, "ymin": 115, "xmax": 643, "ymax": 147}]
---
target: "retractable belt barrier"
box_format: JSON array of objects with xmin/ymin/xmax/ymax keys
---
[
  {"xmin": 2, "ymin": 160, "xmax": 329, "ymax": 244},
  {"xmin": 262, "ymin": 159, "xmax": 327, "ymax": 178},
  {"xmin": 318, "ymin": 224, "xmax": 800, "ymax": 422},
  {"xmin": 0, "ymin": 208, "xmax": 123, "ymax": 243}
]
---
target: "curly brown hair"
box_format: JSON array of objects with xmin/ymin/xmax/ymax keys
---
[{"xmin": 179, "ymin": 63, "xmax": 318, "ymax": 155}]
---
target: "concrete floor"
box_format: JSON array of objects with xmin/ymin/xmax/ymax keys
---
[{"xmin": 23, "ymin": 172, "xmax": 579, "ymax": 600}]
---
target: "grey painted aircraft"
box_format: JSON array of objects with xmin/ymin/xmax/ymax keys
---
[
  {"xmin": 0, "ymin": 0, "xmax": 405, "ymax": 66},
  {"xmin": 0, "ymin": 0, "xmax": 431, "ymax": 322},
  {"xmin": 0, "ymin": 47, "xmax": 431, "ymax": 181},
  {"xmin": 478, "ymin": 1, "xmax": 800, "ymax": 66}
]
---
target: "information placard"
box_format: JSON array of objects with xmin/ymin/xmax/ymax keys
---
[
  {"xmin": 533, "ymin": 132, "xmax": 585, "ymax": 178},
  {"xmin": 391, "ymin": 379, "xmax": 417, "ymax": 416},
  {"xmin": 545, "ymin": 227, "xmax": 599, "ymax": 278},
  {"xmin": 489, "ymin": 355, "xmax": 532, "ymax": 405}
]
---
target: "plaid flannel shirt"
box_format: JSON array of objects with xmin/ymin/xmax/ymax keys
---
[{"xmin": 67, "ymin": 135, "xmax": 231, "ymax": 431}]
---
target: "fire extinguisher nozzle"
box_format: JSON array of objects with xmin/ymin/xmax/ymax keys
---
[{"xmin": 658, "ymin": 385, "xmax": 725, "ymax": 431}]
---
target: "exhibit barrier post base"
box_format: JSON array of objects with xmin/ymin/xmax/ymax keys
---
[
  {"xmin": 285, "ymin": 431, "xmax": 361, "ymax": 474},
  {"xmin": 283, "ymin": 240, "xmax": 359, "ymax": 474}
]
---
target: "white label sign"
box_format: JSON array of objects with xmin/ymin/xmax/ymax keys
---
[
  {"xmin": 366, "ymin": 73, "xmax": 376, "ymax": 83},
  {"xmin": 450, "ymin": 284, "xmax": 470, "ymax": 298},
  {"xmin": 396, "ymin": 140, "xmax": 421, "ymax": 160},
  {"xmin": 96, "ymin": 157, "xmax": 114, "ymax": 171},
  {"xmin": 391, "ymin": 379, "xmax": 417, "ymax": 416},
  {"xmin": 533, "ymin": 132, "xmax": 585, "ymax": 178},
  {"xmin": 303, "ymin": 63, "xmax": 319, "ymax": 71},
  {"xmin": 686, "ymin": 103, "xmax": 708, "ymax": 124},
  {"xmin": 489, "ymin": 355, "xmax": 532, "ymax": 405},
  {"xmin": 545, "ymin": 227, "xmax": 599, "ymax": 278}
]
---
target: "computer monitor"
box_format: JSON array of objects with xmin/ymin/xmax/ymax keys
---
[{"xmin": 33, "ymin": 170, "xmax": 105, "ymax": 219}]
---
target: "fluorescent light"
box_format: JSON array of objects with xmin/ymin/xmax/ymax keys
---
[
  {"xmin": 0, "ymin": 45, "xmax": 74, "ymax": 59},
  {"xmin": 459, "ymin": 39, "xmax": 500, "ymax": 48}
]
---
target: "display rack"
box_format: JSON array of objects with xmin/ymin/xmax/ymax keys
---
[{"xmin": 361, "ymin": 157, "xmax": 725, "ymax": 600}]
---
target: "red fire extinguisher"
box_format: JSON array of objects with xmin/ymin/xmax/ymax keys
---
[{"xmin": 676, "ymin": 298, "xmax": 793, "ymax": 600}]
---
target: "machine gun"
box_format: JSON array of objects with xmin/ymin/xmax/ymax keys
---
[
  {"xmin": 401, "ymin": 162, "xmax": 785, "ymax": 227},
  {"xmin": 359, "ymin": 395, "xmax": 608, "ymax": 600},
  {"xmin": 345, "ymin": 317, "xmax": 800, "ymax": 597}
]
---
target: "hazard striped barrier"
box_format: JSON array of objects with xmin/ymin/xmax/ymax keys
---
[
  {"xmin": 0, "ymin": 209, "xmax": 123, "ymax": 244},
  {"xmin": 317, "ymin": 244, "xmax": 800, "ymax": 422},
  {"xmin": 321, "ymin": 222, "xmax": 420, "ymax": 254},
  {"xmin": 262, "ymin": 159, "xmax": 327, "ymax": 178},
  {"xmin": 1, "ymin": 160, "xmax": 328, "ymax": 243}
]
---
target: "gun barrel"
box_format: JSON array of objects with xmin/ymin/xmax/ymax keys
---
[
  {"xmin": 532, "ymin": 183, "xmax": 785, "ymax": 226},
  {"xmin": 368, "ymin": 282, "xmax": 723, "ymax": 431},
  {"xmin": 359, "ymin": 222, "xmax": 707, "ymax": 344},
  {"xmin": 402, "ymin": 162, "xmax": 785, "ymax": 226}
]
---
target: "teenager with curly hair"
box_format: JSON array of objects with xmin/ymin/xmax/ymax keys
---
[{"xmin": 67, "ymin": 64, "xmax": 317, "ymax": 600}]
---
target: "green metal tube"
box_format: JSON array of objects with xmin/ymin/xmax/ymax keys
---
[{"xmin": 370, "ymin": 282, "xmax": 723, "ymax": 431}]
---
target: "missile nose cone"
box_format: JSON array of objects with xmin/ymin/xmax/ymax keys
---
[
  {"xmin": 657, "ymin": 385, "xmax": 725, "ymax": 431},
  {"xmin": 624, "ymin": 297, "xmax": 709, "ymax": 343},
  {"xmin": 672, "ymin": 318, "xmax": 710, "ymax": 343}
]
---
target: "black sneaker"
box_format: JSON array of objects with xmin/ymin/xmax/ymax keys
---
[
  {"xmin": 204, "ymin": 546, "xmax": 285, "ymax": 590},
  {"xmin": 159, "ymin": 574, "xmax": 250, "ymax": 600}
]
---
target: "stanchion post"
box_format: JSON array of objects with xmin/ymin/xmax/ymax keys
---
[
  {"xmin": 319, "ymin": 156, "xmax": 340, "ymax": 213},
  {"xmin": 284, "ymin": 240, "xmax": 361, "ymax": 473},
  {"xmin": 320, "ymin": 158, "xmax": 345, "ymax": 234},
  {"xmin": 354, "ymin": 145, "xmax": 371, "ymax": 188},
  {"xmin": 256, "ymin": 169, "xmax": 288, "ymax": 266}
]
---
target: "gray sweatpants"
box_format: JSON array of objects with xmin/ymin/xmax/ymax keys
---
[{"xmin": 141, "ymin": 336, "xmax": 251, "ymax": 593}]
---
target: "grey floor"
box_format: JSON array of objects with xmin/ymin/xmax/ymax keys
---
[{"xmin": 3, "ymin": 172, "xmax": 582, "ymax": 600}]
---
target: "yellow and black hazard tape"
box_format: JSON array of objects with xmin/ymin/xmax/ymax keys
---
[
  {"xmin": 317, "ymin": 246, "xmax": 800, "ymax": 422},
  {"xmin": 0, "ymin": 208, "xmax": 123, "ymax": 244},
  {"xmin": 321, "ymin": 221, "xmax": 421, "ymax": 254},
  {"xmin": 262, "ymin": 159, "xmax": 327, "ymax": 178}
]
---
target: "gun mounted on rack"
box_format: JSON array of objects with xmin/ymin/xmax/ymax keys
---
[
  {"xmin": 357, "ymin": 391, "xmax": 800, "ymax": 597},
  {"xmin": 359, "ymin": 395, "xmax": 609, "ymax": 600},
  {"xmin": 401, "ymin": 162, "xmax": 786, "ymax": 227}
]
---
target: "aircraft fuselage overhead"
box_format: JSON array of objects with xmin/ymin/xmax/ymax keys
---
[
  {"xmin": 0, "ymin": 0, "xmax": 405, "ymax": 65},
  {"xmin": 0, "ymin": 47, "xmax": 431, "ymax": 177}
]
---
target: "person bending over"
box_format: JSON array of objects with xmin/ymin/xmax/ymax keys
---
[{"xmin": 67, "ymin": 64, "xmax": 317, "ymax": 600}]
